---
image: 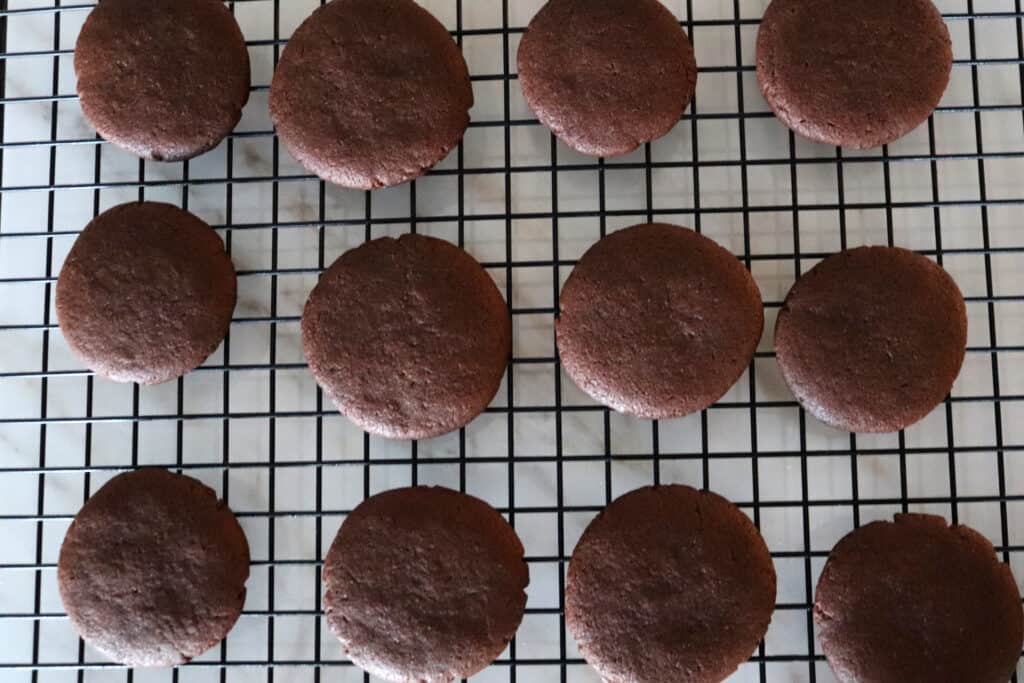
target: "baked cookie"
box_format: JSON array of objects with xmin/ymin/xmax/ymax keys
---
[
  {"xmin": 58, "ymin": 469, "xmax": 250, "ymax": 667},
  {"xmin": 517, "ymin": 0, "xmax": 697, "ymax": 157},
  {"xmin": 815, "ymin": 514, "xmax": 1023, "ymax": 683},
  {"xmin": 323, "ymin": 487, "xmax": 529, "ymax": 682},
  {"xmin": 270, "ymin": 0, "xmax": 473, "ymax": 189},
  {"xmin": 56, "ymin": 202, "xmax": 236, "ymax": 385},
  {"xmin": 302, "ymin": 234, "xmax": 510, "ymax": 439},
  {"xmin": 556, "ymin": 223, "xmax": 763, "ymax": 419},
  {"xmin": 75, "ymin": 0, "xmax": 250, "ymax": 161},
  {"xmin": 756, "ymin": 0, "xmax": 952, "ymax": 148},
  {"xmin": 566, "ymin": 485, "xmax": 776, "ymax": 683},
  {"xmin": 774, "ymin": 246, "xmax": 967, "ymax": 433}
]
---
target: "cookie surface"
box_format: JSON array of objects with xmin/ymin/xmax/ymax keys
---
[
  {"xmin": 556, "ymin": 223, "xmax": 763, "ymax": 419},
  {"xmin": 815, "ymin": 514, "xmax": 1023, "ymax": 683},
  {"xmin": 566, "ymin": 485, "xmax": 776, "ymax": 683},
  {"xmin": 323, "ymin": 487, "xmax": 529, "ymax": 682},
  {"xmin": 270, "ymin": 0, "xmax": 472, "ymax": 189},
  {"xmin": 517, "ymin": 0, "xmax": 697, "ymax": 157},
  {"xmin": 756, "ymin": 0, "xmax": 952, "ymax": 148},
  {"xmin": 58, "ymin": 469, "xmax": 250, "ymax": 667},
  {"xmin": 302, "ymin": 234, "xmax": 510, "ymax": 439},
  {"xmin": 774, "ymin": 246, "xmax": 967, "ymax": 433},
  {"xmin": 56, "ymin": 202, "xmax": 236, "ymax": 385},
  {"xmin": 74, "ymin": 0, "xmax": 250, "ymax": 161}
]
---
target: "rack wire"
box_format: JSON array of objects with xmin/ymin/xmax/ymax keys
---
[{"xmin": 0, "ymin": 0, "xmax": 1023, "ymax": 681}]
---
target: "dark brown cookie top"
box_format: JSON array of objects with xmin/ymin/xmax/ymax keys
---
[
  {"xmin": 302, "ymin": 234, "xmax": 510, "ymax": 440},
  {"xmin": 756, "ymin": 0, "xmax": 952, "ymax": 149},
  {"xmin": 774, "ymin": 246, "xmax": 967, "ymax": 433},
  {"xmin": 74, "ymin": 0, "xmax": 250, "ymax": 161},
  {"xmin": 269, "ymin": 0, "xmax": 473, "ymax": 189},
  {"xmin": 56, "ymin": 202, "xmax": 236, "ymax": 385},
  {"xmin": 815, "ymin": 514, "xmax": 1023, "ymax": 683},
  {"xmin": 517, "ymin": 0, "xmax": 697, "ymax": 157},
  {"xmin": 566, "ymin": 485, "xmax": 776, "ymax": 683},
  {"xmin": 57, "ymin": 469, "xmax": 250, "ymax": 667},
  {"xmin": 556, "ymin": 223, "xmax": 763, "ymax": 419},
  {"xmin": 323, "ymin": 487, "xmax": 529, "ymax": 682}
]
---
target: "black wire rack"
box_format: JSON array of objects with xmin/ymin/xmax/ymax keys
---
[{"xmin": 1, "ymin": 0, "xmax": 1023, "ymax": 681}]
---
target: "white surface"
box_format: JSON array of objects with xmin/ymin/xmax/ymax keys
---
[{"xmin": 1, "ymin": 0, "xmax": 1023, "ymax": 681}]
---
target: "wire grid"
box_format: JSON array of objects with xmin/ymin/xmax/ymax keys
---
[{"xmin": 1, "ymin": 0, "xmax": 1023, "ymax": 681}]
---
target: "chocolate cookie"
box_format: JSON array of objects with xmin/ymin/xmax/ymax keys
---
[
  {"xmin": 815, "ymin": 514, "xmax": 1023, "ymax": 683},
  {"xmin": 556, "ymin": 223, "xmax": 763, "ymax": 419},
  {"xmin": 517, "ymin": 0, "xmax": 697, "ymax": 157},
  {"xmin": 302, "ymin": 234, "xmax": 510, "ymax": 440},
  {"xmin": 756, "ymin": 0, "xmax": 952, "ymax": 148},
  {"xmin": 56, "ymin": 201, "xmax": 237, "ymax": 385},
  {"xmin": 270, "ymin": 0, "xmax": 473, "ymax": 189},
  {"xmin": 774, "ymin": 246, "xmax": 967, "ymax": 433},
  {"xmin": 74, "ymin": 0, "xmax": 250, "ymax": 161},
  {"xmin": 58, "ymin": 469, "xmax": 250, "ymax": 667},
  {"xmin": 566, "ymin": 485, "xmax": 776, "ymax": 683},
  {"xmin": 323, "ymin": 487, "xmax": 529, "ymax": 682}
]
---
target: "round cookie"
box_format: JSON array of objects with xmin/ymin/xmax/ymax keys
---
[
  {"xmin": 56, "ymin": 202, "xmax": 237, "ymax": 385},
  {"xmin": 774, "ymin": 246, "xmax": 967, "ymax": 433},
  {"xmin": 517, "ymin": 0, "xmax": 697, "ymax": 157},
  {"xmin": 556, "ymin": 223, "xmax": 763, "ymax": 419},
  {"xmin": 756, "ymin": 0, "xmax": 952, "ymax": 149},
  {"xmin": 566, "ymin": 485, "xmax": 776, "ymax": 683},
  {"xmin": 323, "ymin": 487, "xmax": 529, "ymax": 682},
  {"xmin": 58, "ymin": 469, "xmax": 250, "ymax": 667},
  {"xmin": 270, "ymin": 0, "xmax": 473, "ymax": 189},
  {"xmin": 74, "ymin": 0, "xmax": 250, "ymax": 161},
  {"xmin": 302, "ymin": 234, "xmax": 510, "ymax": 440},
  {"xmin": 815, "ymin": 514, "xmax": 1023, "ymax": 683}
]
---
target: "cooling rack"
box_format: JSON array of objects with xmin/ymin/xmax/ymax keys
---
[{"xmin": 1, "ymin": 0, "xmax": 1023, "ymax": 681}]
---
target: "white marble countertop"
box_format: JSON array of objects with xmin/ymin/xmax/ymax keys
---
[{"xmin": 1, "ymin": 0, "xmax": 1023, "ymax": 681}]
